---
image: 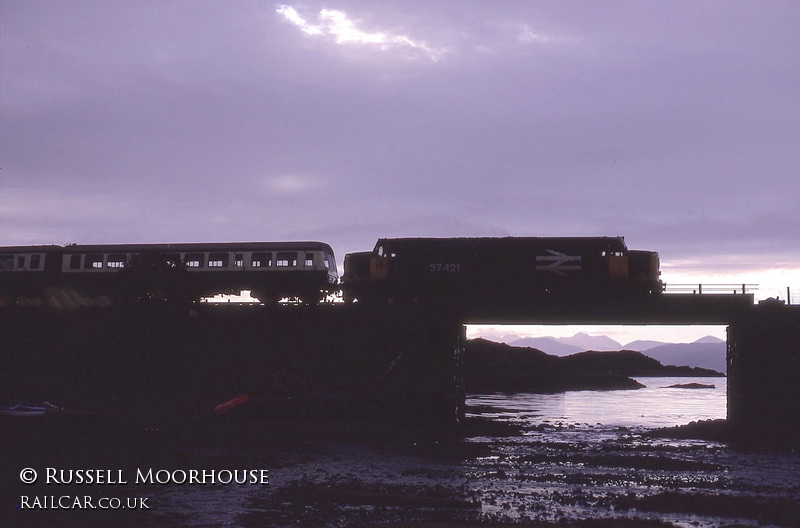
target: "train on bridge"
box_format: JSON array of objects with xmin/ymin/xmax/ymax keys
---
[
  {"xmin": 343, "ymin": 237, "xmax": 662, "ymax": 306},
  {"xmin": 1, "ymin": 237, "xmax": 662, "ymax": 307},
  {"xmin": 0, "ymin": 242, "xmax": 338, "ymax": 304}
]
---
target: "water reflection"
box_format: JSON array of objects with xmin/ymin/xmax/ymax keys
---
[{"xmin": 469, "ymin": 376, "xmax": 727, "ymax": 430}]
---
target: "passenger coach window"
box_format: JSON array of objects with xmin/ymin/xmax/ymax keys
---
[
  {"xmin": 84, "ymin": 255, "xmax": 104, "ymax": 269},
  {"xmin": 69, "ymin": 255, "xmax": 81, "ymax": 269},
  {"xmin": 107, "ymin": 254, "xmax": 126, "ymax": 268},
  {"xmin": 18, "ymin": 256, "xmax": 25, "ymax": 269},
  {"xmin": 166, "ymin": 254, "xmax": 180, "ymax": 268},
  {"xmin": 30, "ymin": 254, "xmax": 41, "ymax": 269},
  {"xmin": 252, "ymin": 252, "xmax": 271, "ymax": 267},
  {"xmin": 0, "ymin": 256, "xmax": 13, "ymax": 271},
  {"xmin": 276, "ymin": 252, "xmax": 297, "ymax": 267},
  {"xmin": 305, "ymin": 253, "xmax": 314, "ymax": 267},
  {"xmin": 234, "ymin": 253, "xmax": 244, "ymax": 267},
  {"xmin": 186, "ymin": 253, "xmax": 204, "ymax": 268},
  {"xmin": 208, "ymin": 253, "xmax": 228, "ymax": 268}
]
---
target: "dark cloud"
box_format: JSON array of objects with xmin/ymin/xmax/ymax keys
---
[{"xmin": 1, "ymin": 1, "xmax": 798, "ymax": 281}]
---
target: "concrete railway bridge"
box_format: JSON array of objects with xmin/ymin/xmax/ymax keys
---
[
  {"xmin": 1, "ymin": 289, "xmax": 798, "ymax": 446},
  {"xmin": 460, "ymin": 290, "xmax": 799, "ymax": 447}
]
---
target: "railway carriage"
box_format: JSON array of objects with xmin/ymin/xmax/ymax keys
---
[
  {"xmin": 0, "ymin": 242, "xmax": 338, "ymax": 304},
  {"xmin": 0, "ymin": 246, "xmax": 63, "ymax": 302},
  {"xmin": 342, "ymin": 237, "xmax": 661, "ymax": 306}
]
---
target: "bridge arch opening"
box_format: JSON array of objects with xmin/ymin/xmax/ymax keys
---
[
  {"xmin": 465, "ymin": 324, "xmax": 727, "ymax": 370},
  {"xmin": 464, "ymin": 324, "xmax": 729, "ymax": 428}
]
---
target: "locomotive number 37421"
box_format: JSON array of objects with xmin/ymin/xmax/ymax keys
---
[{"xmin": 429, "ymin": 263, "xmax": 461, "ymax": 272}]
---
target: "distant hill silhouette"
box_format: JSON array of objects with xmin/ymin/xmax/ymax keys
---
[
  {"xmin": 641, "ymin": 341, "xmax": 726, "ymax": 373},
  {"xmin": 558, "ymin": 332, "xmax": 623, "ymax": 351},
  {"xmin": 623, "ymin": 339, "xmax": 668, "ymax": 351},
  {"xmin": 507, "ymin": 334, "xmax": 727, "ymax": 373},
  {"xmin": 510, "ymin": 332, "xmax": 621, "ymax": 353},
  {"xmin": 694, "ymin": 335, "xmax": 726, "ymax": 344},
  {"xmin": 465, "ymin": 339, "xmax": 723, "ymax": 393},
  {"xmin": 508, "ymin": 337, "xmax": 583, "ymax": 356}
]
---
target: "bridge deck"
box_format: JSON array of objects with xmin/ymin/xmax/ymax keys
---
[
  {"xmin": 459, "ymin": 294, "xmax": 756, "ymax": 325},
  {"xmin": 201, "ymin": 293, "xmax": 756, "ymax": 325}
]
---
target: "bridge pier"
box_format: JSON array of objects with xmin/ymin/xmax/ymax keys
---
[
  {"xmin": 363, "ymin": 313, "xmax": 466, "ymax": 423},
  {"xmin": 727, "ymin": 304, "xmax": 800, "ymax": 447}
]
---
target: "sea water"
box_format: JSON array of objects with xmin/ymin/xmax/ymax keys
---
[
  {"xmin": 467, "ymin": 376, "xmax": 727, "ymax": 430},
  {"xmin": 464, "ymin": 378, "xmax": 800, "ymax": 527}
]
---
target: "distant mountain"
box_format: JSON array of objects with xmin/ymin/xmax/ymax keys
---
[
  {"xmin": 465, "ymin": 339, "xmax": 723, "ymax": 393},
  {"xmin": 559, "ymin": 332, "xmax": 622, "ymax": 351},
  {"xmin": 693, "ymin": 336, "xmax": 725, "ymax": 344},
  {"xmin": 506, "ymin": 334, "xmax": 727, "ymax": 372},
  {"xmin": 497, "ymin": 334, "xmax": 523, "ymax": 344},
  {"xmin": 623, "ymin": 340, "xmax": 666, "ymax": 352},
  {"xmin": 508, "ymin": 337, "xmax": 582, "ymax": 356},
  {"xmin": 510, "ymin": 332, "xmax": 622, "ymax": 355},
  {"xmin": 641, "ymin": 341, "xmax": 727, "ymax": 373}
]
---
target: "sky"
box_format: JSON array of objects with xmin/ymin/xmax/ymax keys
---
[{"xmin": 2, "ymin": 1, "xmax": 799, "ymax": 341}]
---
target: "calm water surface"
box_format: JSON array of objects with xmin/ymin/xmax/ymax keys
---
[
  {"xmin": 464, "ymin": 378, "xmax": 798, "ymax": 528},
  {"xmin": 470, "ymin": 376, "xmax": 727, "ymax": 430}
]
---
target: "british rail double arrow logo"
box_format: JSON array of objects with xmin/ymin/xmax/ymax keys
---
[{"xmin": 535, "ymin": 250, "xmax": 581, "ymax": 276}]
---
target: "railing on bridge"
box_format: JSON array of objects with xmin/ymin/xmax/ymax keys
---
[
  {"xmin": 663, "ymin": 283, "xmax": 758, "ymax": 295},
  {"xmin": 790, "ymin": 287, "xmax": 799, "ymax": 306}
]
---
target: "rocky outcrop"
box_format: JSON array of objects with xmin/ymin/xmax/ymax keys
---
[{"xmin": 465, "ymin": 339, "xmax": 723, "ymax": 393}]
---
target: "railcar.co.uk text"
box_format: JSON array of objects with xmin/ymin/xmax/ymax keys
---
[{"xmin": 17, "ymin": 467, "xmax": 269, "ymax": 511}]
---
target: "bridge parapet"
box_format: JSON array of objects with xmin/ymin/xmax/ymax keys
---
[{"xmin": 663, "ymin": 283, "xmax": 758, "ymax": 295}]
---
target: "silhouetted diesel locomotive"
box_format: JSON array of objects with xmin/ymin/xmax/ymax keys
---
[
  {"xmin": 342, "ymin": 237, "xmax": 662, "ymax": 305},
  {"xmin": 0, "ymin": 242, "xmax": 338, "ymax": 304}
]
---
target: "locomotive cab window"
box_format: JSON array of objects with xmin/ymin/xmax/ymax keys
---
[
  {"xmin": 186, "ymin": 253, "xmax": 204, "ymax": 268},
  {"xmin": 304, "ymin": 253, "xmax": 314, "ymax": 267},
  {"xmin": 276, "ymin": 252, "xmax": 297, "ymax": 267},
  {"xmin": 252, "ymin": 252, "xmax": 271, "ymax": 268},
  {"xmin": 84, "ymin": 255, "xmax": 104, "ymax": 269},
  {"xmin": 166, "ymin": 254, "xmax": 181, "ymax": 268},
  {"xmin": 208, "ymin": 253, "xmax": 229, "ymax": 268}
]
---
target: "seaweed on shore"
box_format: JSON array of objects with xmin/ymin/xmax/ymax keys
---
[{"xmin": 646, "ymin": 419, "xmax": 732, "ymax": 442}]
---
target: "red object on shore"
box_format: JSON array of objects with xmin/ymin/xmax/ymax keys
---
[{"xmin": 214, "ymin": 395, "xmax": 249, "ymax": 416}]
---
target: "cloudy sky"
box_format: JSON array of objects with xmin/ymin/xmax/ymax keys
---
[{"xmin": 2, "ymin": 1, "xmax": 799, "ymax": 308}]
